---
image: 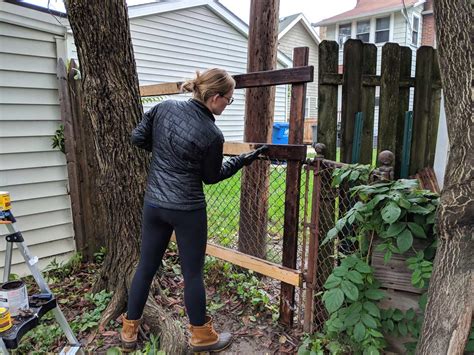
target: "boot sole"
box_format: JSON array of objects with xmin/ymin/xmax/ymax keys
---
[
  {"xmin": 192, "ymin": 337, "xmax": 233, "ymax": 353},
  {"xmin": 121, "ymin": 341, "xmax": 137, "ymax": 353}
]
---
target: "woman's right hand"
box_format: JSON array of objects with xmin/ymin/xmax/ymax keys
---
[{"xmin": 241, "ymin": 145, "xmax": 269, "ymax": 166}]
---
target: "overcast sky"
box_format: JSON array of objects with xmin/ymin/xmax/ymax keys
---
[{"xmin": 25, "ymin": 0, "xmax": 356, "ymax": 25}]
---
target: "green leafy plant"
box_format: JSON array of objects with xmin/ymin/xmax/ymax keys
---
[
  {"xmin": 94, "ymin": 246, "xmax": 107, "ymax": 264},
  {"xmin": 51, "ymin": 124, "xmax": 65, "ymax": 154},
  {"xmin": 301, "ymin": 164, "xmax": 439, "ymax": 354}
]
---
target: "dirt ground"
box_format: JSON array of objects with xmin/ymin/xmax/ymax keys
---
[{"xmin": 22, "ymin": 251, "xmax": 304, "ymax": 354}]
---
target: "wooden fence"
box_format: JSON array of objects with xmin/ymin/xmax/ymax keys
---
[{"xmin": 317, "ymin": 39, "xmax": 441, "ymax": 178}]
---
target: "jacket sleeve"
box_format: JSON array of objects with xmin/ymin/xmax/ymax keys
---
[
  {"xmin": 131, "ymin": 106, "xmax": 157, "ymax": 152},
  {"xmin": 201, "ymin": 137, "xmax": 245, "ymax": 184}
]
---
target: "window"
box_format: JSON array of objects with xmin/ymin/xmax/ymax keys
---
[
  {"xmin": 338, "ymin": 23, "xmax": 351, "ymax": 46},
  {"xmin": 356, "ymin": 20, "xmax": 370, "ymax": 42},
  {"xmin": 375, "ymin": 16, "xmax": 390, "ymax": 43},
  {"xmin": 412, "ymin": 15, "xmax": 420, "ymax": 45}
]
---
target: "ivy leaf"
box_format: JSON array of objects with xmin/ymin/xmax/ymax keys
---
[
  {"xmin": 407, "ymin": 222, "xmax": 426, "ymax": 238},
  {"xmin": 322, "ymin": 228, "xmax": 338, "ymax": 246},
  {"xmin": 363, "ymin": 346, "xmax": 380, "ymax": 355},
  {"xmin": 324, "ymin": 274, "xmax": 342, "ymax": 289},
  {"xmin": 398, "ymin": 321, "xmax": 408, "ymax": 336},
  {"xmin": 353, "ymin": 321, "xmax": 366, "ymax": 342},
  {"xmin": 333, "ymin": 266, "xmax": 349, "ymax": 277},
  {"xmin": 405, "ymin": 308, "xmax": 415, "ymax": 321},
  {"xmin": 347, "ymin": 270, "xmax": 364, "ymax": 284},
  {"xmin": 382, "ymin": 201, "xmax": 402, "ymax": 224},
  {"xmin": 409, "ymin": 204, "xmax": 431, "ymax": 215},
  {"xmin": 341, "ymin": 280, "xmax": 359, "ymax": 301},
  {"xmin": 363, "ymin": 301, "xmax": 381, "ymax": 318},
  {"xmin": 385, "ymin": 222, "xmax": 406, "ymax": 237},
  {"xmin": 361, "ymin": 313, "xmax": 378, "ymax": 329},
  {"xmin": 365, "ymin": 288, "xmax": 385, "ymax": 300},
  {"xmin": 365, "ymin": 194, "xmax": 388, "ymax": 211},
  {"xmin": 323, "ymin": 288, "xmax": 344, "ymax": 313},
  {"xmin": 397, "ymin": 228, "xmax": 413, "ymax": 253},
  {"xmin": 383, "ymin": 250, "xmax": 393, "ymax": 264},
  {"xmin": 392, "ymin": 309, "xmax": 404, "ymax": 321},
  {"xmin": 344, "ymin": 310, "xmax": 360, "ymax": 327},
  {"xmin": 355, "ymin": 262, "xmax": 372, "ymax": 274}
]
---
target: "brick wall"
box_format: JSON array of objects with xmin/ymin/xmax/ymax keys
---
[{"xmin": 422, "ymin": 0, "xmax": 436, "ymax": 46}]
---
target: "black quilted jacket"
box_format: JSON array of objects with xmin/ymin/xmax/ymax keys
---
[{"xmin": 131, "ymin": 99, "xmax": 244, "ymax": 210}]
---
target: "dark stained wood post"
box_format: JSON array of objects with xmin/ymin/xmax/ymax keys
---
[
  {"xmin": 238, "ymin": 0, "xmax": 280, "ymax": 258},
  {"xmin": 280, "ymin": 47, "xmax": 309, "ymax": 326},
  {"xmin": 397, "ymin": 47, "xmax": 413, "ymax": 177},
  {"xmin": 317, "ymin": 41, "xmax": 339, "ymax": 161},
  {"xmin": 426, "ymin": 52, "xmax": 441, "ymax": 168},
  {"xmin": 378, "ymin": 43, "xmax": 401, "ymax": 170},
  {"xmin": 68, "ymin": 60, "xmax": 101, "ymax": 261},
  {"xmin": 359, "ymin": 43, "xmax": 377, "ymax": 164},
  {"xmin": 57, "ymin": 59, "xmax": 86, "ymax": 255},
  {"xmin": 340, "ymin": 39, "xmax": 363, "ymax": 163},
  {"xmin": 410, "ymin": 46, "xmax": 436, "ymax": 175}
]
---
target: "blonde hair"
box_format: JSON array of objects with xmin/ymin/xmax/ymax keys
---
[{"xmin": 181, "ymin": 68, "xmax": 235, "ymax": 103}]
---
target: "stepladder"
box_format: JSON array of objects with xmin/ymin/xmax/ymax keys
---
[{"xmin": 0, "ymin": 191, "xmax": 82, "ymax": 354}]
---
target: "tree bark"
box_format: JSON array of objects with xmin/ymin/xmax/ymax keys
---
[
  {"xmin": 238, "ymin": 0, "xmax": 279, "ymax": 258},
  {"xmin": 417, "ymin": 0, "xmax": 473, "ymax": 353},
  {"xmin": 64, "ymin": 1, "xmax": 186, "ymax": 352}
]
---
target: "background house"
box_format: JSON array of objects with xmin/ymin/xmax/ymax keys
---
[
  {"xmin": 278, "ymin": 13, "xmax": 320, "ymax": 143},
  {"xmin": 0, "ymin": 0, "xmax": 296, "ymax": 275}
]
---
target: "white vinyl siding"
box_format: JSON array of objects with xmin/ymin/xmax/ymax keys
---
[
  {"xmin": 67, "ymin": 6, "xmax": 288, "ymax": 141},
  {"xmin": 278, "ymin": 21, "xmax": 319, "ymax": 119},
  {"xmin": 0, "ymin": 3, "xmax": 75, "ymax": 276}
]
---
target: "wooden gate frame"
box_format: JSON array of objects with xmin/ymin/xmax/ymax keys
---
[{"xmin": 139, "ymin": 47, "xmax": 313, "ymax": 325}]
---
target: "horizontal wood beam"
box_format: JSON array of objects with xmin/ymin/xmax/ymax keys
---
[
  {"xmin": 140, "ymin": 82, "xmax": 183, "ymax": 97},
  {"xmin": 234, "ymin": 66, "xmax": 314, "ymax": 88},
  {"xmin": 224, "ymin": 142, "xmax": 307, "ymax": 161},
  {"xmin": 170, "ymin": 235, "xmax": 302, "ymax": 286},
  {"xmin": 139, "ymin": 67, "xmax": 314, "ymax": 97},
  {"xmin": 207, "ymin": 243, "xmax": 302, "ymax": 286}
]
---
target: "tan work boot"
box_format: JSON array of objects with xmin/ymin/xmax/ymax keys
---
[
  {"xmin": 189, "ymin": 316, "xmax": 233, "ymax": 353},
  {"xmin": 120, "ymin": 314, "xmax": 142, "ymax": 352}
]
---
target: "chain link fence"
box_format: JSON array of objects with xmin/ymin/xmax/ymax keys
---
[
  {"xmin": 304, "ymin": 159, "xmax": 358, "ymax": 331},
  {"xmin": 205, "ymin": 156, "xmax": 288, "ymax": 264}
]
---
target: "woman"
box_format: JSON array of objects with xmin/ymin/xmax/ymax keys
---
[{"xmin": 121, "ymin": 68, "xmax": 267, "ymax": 353}]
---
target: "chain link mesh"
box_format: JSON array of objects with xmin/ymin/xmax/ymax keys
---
[
  {"xmin": 205, "ymin": 156, "xmax": 288, "ymax": 264},
  {"xmin": 307, "ymin": 159, "xmax": 358, "ymax": 331}
]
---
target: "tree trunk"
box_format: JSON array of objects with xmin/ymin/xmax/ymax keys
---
[
  {"xmin": 64, "ymin": 1, "xmax": 186, "ymax": 352},
  {"xmin": 238, "ymin": 0, "xmax": 279, "ymax": 258},
  {"xmin": 417, "ymin": 0, "xmax": 473, "ymax": 353}
]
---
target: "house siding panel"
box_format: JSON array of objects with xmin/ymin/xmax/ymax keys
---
[
  {"xmin": 278, "ymin": 21, "xmax": 319, "ymax": 120},
  {"xmin": 0, "ymin": 2, "xmax": 75, "ymax": 277}
]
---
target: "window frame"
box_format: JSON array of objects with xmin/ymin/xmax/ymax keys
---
[
  {"xmin": 412, "ymin": 14, "xmax": 420, "ymax": 45},
  {"xmin": 338, "ymin": 23, "xmax": 352, "ymax": 47},
  {"xmin": 356, "ymin": 19, "xmax": 370, "ymax": 42},
  {"xmin": 375, "ymin": 16, "xmax": 390, "ymax": 44}
]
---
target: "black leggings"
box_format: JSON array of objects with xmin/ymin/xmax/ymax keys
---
[{"xmin": 127, "ymin": 203, "xmax": 207, "ymax": 326}]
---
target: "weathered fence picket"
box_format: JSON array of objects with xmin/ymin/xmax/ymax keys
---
[{"xmin": 317, "ymin": 39, "xmax": 441, "ymax": 179}]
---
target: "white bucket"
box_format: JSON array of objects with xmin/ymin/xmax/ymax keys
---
[{"xmin": 0, "ymin": 281, "xmax": 29, "ymax": 316}]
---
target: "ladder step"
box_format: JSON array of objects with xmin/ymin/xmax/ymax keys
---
[
  {"xmin": 60, "ymin": 345, "xmax": 82, "ymax": 355},
  {"xmin": 0, "ymin": 296, "xmax": 57, "ymax": 349}
]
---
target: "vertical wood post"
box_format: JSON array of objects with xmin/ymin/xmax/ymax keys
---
[
  {"xmin": 397, "ymin": 47, "xmax": 413, "ymax": 177},
  {"xmin": 359, "ymin": 43, "xmax": 377, "ymax": 164},
  {"xmin": 280, "ymin": 47, "xmax": 309, "ymax": 326},
  {"xmin": 238, "ymin": 0, "xmax": 279, "ymax": 258},
  {"xmin": 317, "ymin": 41, "xmax": 339, "ymax": 161},
  {"xmin": 57, "ymin": 59, "xmax": 86, "ymax": 254},
  {"xmin": 378, "ymin": 43, "xmax": 402, "ymax": 171},
  {"xmin": 410, "ymin": 46, "xmax": 435, "ymax": 175},
  {"xmin": 68, "ymin": 60, "xmax": 101, "ymax": 260},
  {"xmin": 340, "ymin": 39, "xmax": 363, "ymax": 163},
  {"xmin": 426, "ymin": 52, "xmax": 441, "ymax": 168}
]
